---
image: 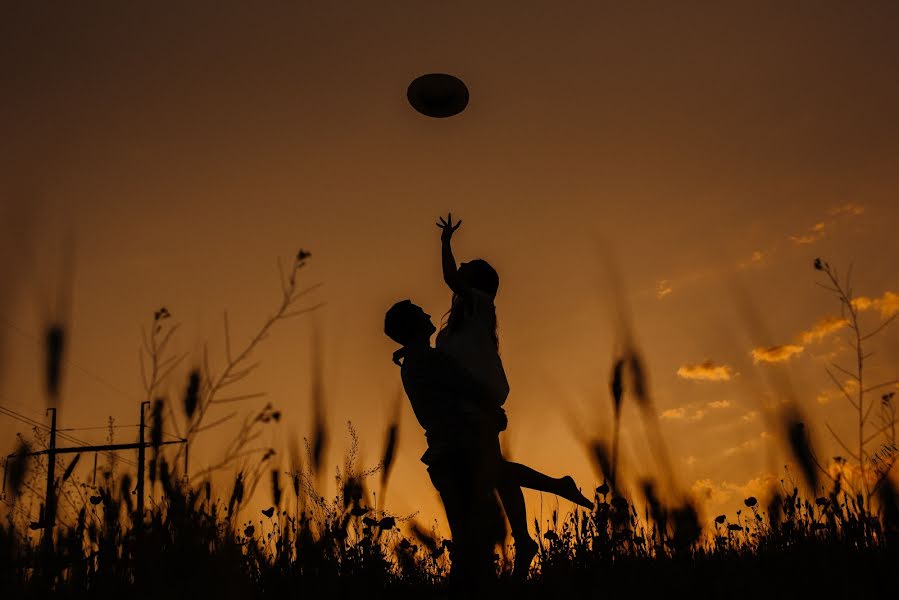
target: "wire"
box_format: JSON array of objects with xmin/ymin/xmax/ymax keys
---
[
  {"xmin": 0, "ymin": 395, "xmax": 49, "ymax": 423},
  {"xmin": 57, "ymin": 425, "xmax": 140, "ymax": 432},
  {"xmin": 0, "ymin": 404, "xmax": 186, "ymax": 467},
  {"xmin": 0, "ymin": 404, "xmax": 138, "ymax": 467},
  {"xmin": 0, "ymin": 317, "xmax": 141, "ymax": 405},
  {"xmin": 0, "ymin": 405, "xmax": 46, "ymax": 430}
]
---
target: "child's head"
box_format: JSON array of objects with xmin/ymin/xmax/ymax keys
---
[
  {"xmin": 384, "ymin": 300, "xmax": 436, "ymax": 346},
  {"xmin": 439, "ymin": 259, "xmax": 500, "ymax": 351},
  {"xmin": 458, "ymin": 259, "xmax": 499, "ymax": 297}
]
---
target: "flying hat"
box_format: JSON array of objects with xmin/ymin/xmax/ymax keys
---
[{"xmin": 407, "ymin": 73, "xmax": 469, "ymax": 118}]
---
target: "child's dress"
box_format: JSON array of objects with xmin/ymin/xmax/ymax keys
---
[{"xmin": 436, "ymin": 289, "xmax": 510, "ymax": 431}]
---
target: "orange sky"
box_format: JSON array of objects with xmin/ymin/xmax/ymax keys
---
[{"xmin": 2, "ymin": 2, "xmax": 899, "ymax": 531}]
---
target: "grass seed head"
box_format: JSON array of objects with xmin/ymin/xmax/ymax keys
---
[
  {"xmin": 786, "ymin": 419, "xmax": 819, "ymax": 491},
  {"xmin": 380, "ymin": 422, "xmax": 398, "ymax": 489},
  {"xmin": 44, "ymin": 324, "xmax": 65, "ymax": 402},
  {"xmin": 628, "ymin": 351, "xmax": 649, "ymax": 407},
  {"xmin": 183, "ymin": 369, "xmax": 200, "ymax": 420},
  {"xmin": 61, "ymin": 453, "xmax": 80, "ymax": 483},
  {"xmin": 6, "ymin": 439, "xmax": 31, "ymax": 501},
  {"xmin": 270, "ymin": 468, "xmax": 282, "ymax": 508},
  {"xmin": 590, "ymin": 440, "xmax": 615, "ymax": 491},
  {"xmin": 611, "ymin": 357, "xmax": 625, "ymax": 416},
  {"xmin": 150, "ymin": 398, "xmax": 164, "ymax": 449}
]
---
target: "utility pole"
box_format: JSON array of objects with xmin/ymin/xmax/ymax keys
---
[
  {"xmin": 42, "ymin": 408, "xmax": 57, "ymax": 553},
  {"xmin": 5, "ymin": 402, "xmax": 186, "ymax": 543},
  {"xmin": 136, "ymin": 401, "xmax": 149, "ymax": 524}
]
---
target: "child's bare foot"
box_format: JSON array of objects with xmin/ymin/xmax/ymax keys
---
[
  {"xmin": 560, "ymin": 475, "xmax": 594, "ymax": 509},
  {"xmin": 513, "ymin": 536, "xmax": 538, "ymax": 580}
]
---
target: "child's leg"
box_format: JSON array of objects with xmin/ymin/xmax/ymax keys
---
[
  {"xmin": 495, "ymin": 467, "xmax": 538, "ymax": 578},
  {"xmin": 505, "ymin": 461, "xmax": 594, "ymax": 509},
  {"xmin": 495, "ymin": 474, "xmax": 531, "ymax": 543}
]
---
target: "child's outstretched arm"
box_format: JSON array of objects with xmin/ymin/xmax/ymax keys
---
[{"xmin": 436, "ymin": 212, "xmax": 468, "ymax": 297}]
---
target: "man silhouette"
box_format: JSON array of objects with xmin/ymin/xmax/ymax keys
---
[{"xmin": 384, "ymin": 299, "xmax": 499, "ymax": 586}]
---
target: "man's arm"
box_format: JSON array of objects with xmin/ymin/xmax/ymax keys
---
[{"xmin": 425, "ymin": 350, "xmax": 494, "ymax": 409}]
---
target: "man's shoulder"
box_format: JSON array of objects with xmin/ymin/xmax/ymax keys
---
[{"xmin": 402, "ymin": 346, "xmax": 444, "ymax": 369}]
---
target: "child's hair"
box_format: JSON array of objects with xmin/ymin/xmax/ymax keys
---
[
  {"xmin": 384, "ymin": 300, "xmax": 416, "ymax": 345},
  {"xmin": 459, "ymin": 259, "xmax": 499, "ymax": 296},
  {"xmin": 439, "ymin": 259, "xmax": 500, "ymax": 350}
]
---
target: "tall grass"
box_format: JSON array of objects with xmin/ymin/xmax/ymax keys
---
[{"xmin": 1, "ymin": 253, "xmax": 897, "ymax": 598}]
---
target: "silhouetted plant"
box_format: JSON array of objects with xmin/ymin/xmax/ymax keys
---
[
  {"xmin": 3, "ymin": 252, "xmax": 899, "ymax": 599},
  {"xmin": 812, "ymin": 258, "xmax": 899, "ymax": 506}
]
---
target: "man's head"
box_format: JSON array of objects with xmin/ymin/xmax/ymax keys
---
[{"xmin": 384, "ymin": 300, "xmax": 436, "ymax": 346}]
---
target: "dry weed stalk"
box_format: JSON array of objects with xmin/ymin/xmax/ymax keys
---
[{"xmin": 814, "ymin": 258, "xmax": 899, "ymax": 505}]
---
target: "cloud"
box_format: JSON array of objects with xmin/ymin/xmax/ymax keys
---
[
  {"xmin": 691, "ymin": 478, "xmax": 735, "ymax": 506},
  {"xmin": 816, "ymin": 391, "xmax": 834, "ymax": 405},
  {"xmin": 751, "ymin": 344, "xmax": 805, "ymax": 363},
  {"xmin": 723, "ymin": 432, "xmax": 771, "ymax": 457},
  {"xmin": 741, "ymin": 410, "xmax": 759, "ymax": 422},
  {"xmin": 790, "ymin": 205, "xmax": 863, "ymax": 246},
  {"xmin": 677, "ymin": 361, "xmax": 734, "ymax": 382},
  {"xmin": 707, "ymin": 400, "xmax": 731, "ymax": 409},
  {"xmin": 737, "ymin": 250, "xmax": 767, "ymax": 270},
  {"xmin": 753, "ymin": 313, "xmax": 857, "ymax": 367},
  {"xmin": 790, "ymin": 222, "xmax": 826, "ymax": 245},
  {"xmin": 816, "ymin": 378, "xmax": 859, "ymax": 404},
  {"xmin": 724, "ymin": 441, "xmax": 758, "ymax": 457},
  {"xmin": 661, "ymin": 407, "xmax": 687, "ymax": 420},
  {"xmin": 829, "ymin": 203, "xmax": 865, "ymax": 217},
  {"xmin": 691, "ymin": 473, "xmax": 780, "ymax": 513},
  {"xmin": 656, "ymin": 279, "xmax": 673, "ymax": 299},
  {"xmin": 852, "ymin": 291, "xmax": 899, "ymax": 320},
  {"xmin": 661, "ymin": 405, "xmax": 708, "ymax": 421},
  {"xmin": 798, "ymin": 316, "xmax": 850, "ymax": 344}
]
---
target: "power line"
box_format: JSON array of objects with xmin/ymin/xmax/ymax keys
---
[
  {"xmin": 7, "ymin": 404, "xmax": 187, "ymax": 539},
  {"xmin": 0, "ymin": 317, "xmax": 141, "ymax": 405},
  {"xmin": 58, "ymin": 425, "xmax": 140, "ymax": 432},
  {"xmin": 0, "ymin": 404, "xmax": 138, "ymax": 467},
  {"xmin": 0, "ymin": 405, "xmax": 46, "ymax": 430},
  {"xmin": 1, "ymin": 319, "xmax": 191, "ymax": 462},
  {"xmin": 0, "ymin": 395, "xmax": 48, "ymax": 423},
  {"xmin": 1, "ymin": 403, "xmax": 184, "ymax": 467}
]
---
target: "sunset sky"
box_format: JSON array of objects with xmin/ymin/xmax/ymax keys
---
[{"xmin": 2, "ymin": 2, "xmax": 899, "ymax": 531}]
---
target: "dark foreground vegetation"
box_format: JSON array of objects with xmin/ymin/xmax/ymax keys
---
[
  {"xmin": 1, "ymin": 455, "xmax": 896, "ymax": 599},
  {"xmin": 1, "ymin": 254, "xmax": 897, "ymax": 598}
]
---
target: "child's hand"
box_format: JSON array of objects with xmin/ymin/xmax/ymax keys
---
[{"xmin": 436, "ymin": 212, "xmax": 462, "ymax": 242}]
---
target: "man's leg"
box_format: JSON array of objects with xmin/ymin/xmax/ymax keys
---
[
  {"xmin": 467, "ymin": 450, "xmax": 503, "ymax": 582},
  {"xmin": 429, "ymin": 457, "xmax": 498, "ymax": 588},
  {"xmin": 428, "ymin": 462, "xmax": 477, "ymax": 586}
]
